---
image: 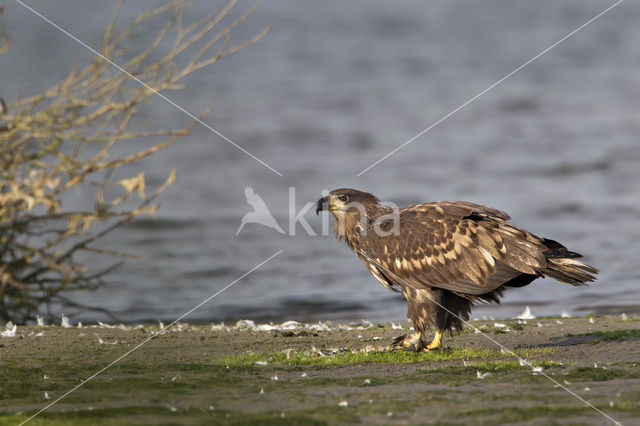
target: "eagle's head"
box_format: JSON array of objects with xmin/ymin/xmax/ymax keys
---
[
  {"xmin": 317, "ymin": 189, "xmax": 395, "ymax": 243},
  {"xmin": 317, "ymin": 189, "xmax": 379, "ymax": 242},
  {"xmin": 316, "ymin": 188, "xmax": 379, "ymax": 218}
]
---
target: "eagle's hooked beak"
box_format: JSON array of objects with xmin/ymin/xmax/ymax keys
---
[{"xmin": 316, "ymin": 196, "xmax": 329, "ymax": 215}]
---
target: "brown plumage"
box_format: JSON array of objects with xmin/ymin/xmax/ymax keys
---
[{"xmin": 316, "ymin": 188, "xmax": 598, "ymax": 351}]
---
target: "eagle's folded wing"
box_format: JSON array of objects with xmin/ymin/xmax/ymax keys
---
[{"xmin": 360, "ymin": 202, "xmax": 548, "ymax": 295}]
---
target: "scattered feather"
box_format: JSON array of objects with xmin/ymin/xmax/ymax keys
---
[
  {"xmin": 476, "ymin": 371, "xmax": 491, "ymax": 380},
  {"xmin": 519, "ymin": 359, "xmax": 530, "ymax": 367},
  {"xmin": 589, "ymin": 317, "xmax": 595, "ymax": 324},
  {"xmin": 308, "ymin": 321, "xmax": 331, "ymax": 331},
  {"xmin": 98, "ymin": 337, "xmax": 118, "ymax": 345},
  {"xmin": 301, "ymin": 373, "xmax": 308, "ymax": 378},
  {"xmin": 37, "ymin": 316, "xmax": 45, "ymax": 326},
  {"xmin": 44, "ymin": 392, "xmax": 50, "ymax": 400},
  {"xmin": 338, "ymin": 401, "xmax": 348, "ymax": 407},
  {"xmin": 255, "ymin": 361, "xmax": 268, "ymax": 366},
  {"xmin": 360, "ymin": 319, "xmax": 374, "ymax": 328},
  {"xmin": 584, "ymin": 387, "xmax": 590, "ymax": 391},
  {"xmin": 493, "ymin": 322, "xmax": 506, "ymax": 328},
  {"xmin": 259, "ymin": 388, "xmax": 264, "ymax": 394},
  {"xmin": 270, "ymin": 374, "xmax": 279, "ymax": 381},
  {"xmin": 1, "ymin": 322, "xmax": 17, "ymax": 337},
  {"xmin": 516, "ymin": 306, "xmax": 536, "ymax": 320},
  {"xmin": 620, "ymin": 313, "xmax": 628, "ymax": 321},
  {"xmin": 532, "ymin": 366, "xmax": 543, "ymax": 375},
  {"xmin": 61, "ymin": 314, "xmax": 72, "ymax": 328},
  {"xmin": 555, "ymin": 320, "xmax": 564, "ymax": 325},
  {"xmin": 35, "ymin": 331, "xmax": 45, "ymax": 337},
  {"xmin": 211, "ymin": 322, "xmax": 228, "ymax": 331},
  {"xmin": 256, "ymin": 323, "xmax": 278, "ymax": 331},
  {"xmin": 281, "ymin": 320, "xmax": 301, "ymax": 330},
  {"xmin": 391, "ymin": 323, "xmax": 403, "ymax": 330},
  {"xmin": 364, "ymin": 378, "xmax": 371, "ymax": 385},
  {"xmin": 173, "ymin": 323, "xmax": 188, "ymax": 332},
  {"xmin": 561, "ymin": 312, "xmax": 571, "ymax": 318}
]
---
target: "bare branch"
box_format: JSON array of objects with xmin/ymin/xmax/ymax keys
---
[{"xmin": 0, "ymin": 1, "xmax": 265, "ymax": 322}]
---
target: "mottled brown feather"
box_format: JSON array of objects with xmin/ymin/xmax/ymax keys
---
[{"xmin": 359, "ymin": 201, "xmax": 550, "ymax": 295}]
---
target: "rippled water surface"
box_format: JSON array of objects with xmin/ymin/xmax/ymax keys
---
[{"xmin": 2, "ymin": 0, "xmax": 639, "ymax": 323}]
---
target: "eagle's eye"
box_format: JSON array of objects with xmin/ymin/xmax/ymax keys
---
[{"xmin": 338, "ymin": 195, "xmax": 349, "ymax": 202}]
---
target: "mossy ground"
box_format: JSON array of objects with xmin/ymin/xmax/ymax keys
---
[{"xmin": 1, "ymin": 316, "xmax": 639, "ymax": 425}]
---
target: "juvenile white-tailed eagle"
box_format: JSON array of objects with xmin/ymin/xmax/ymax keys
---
[{"xmin": 316, "ymin": 188, "xmax": 598, "ymax": 351}]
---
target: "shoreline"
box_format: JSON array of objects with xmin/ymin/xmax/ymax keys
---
[{"xmin": 1, "ymin": 315, "xmax": 639, "ymax": 425}]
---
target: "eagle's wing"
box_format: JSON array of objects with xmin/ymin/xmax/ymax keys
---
[{"xmin": 359, "ymin": 201, "xmax": 548, "ymax": 295}]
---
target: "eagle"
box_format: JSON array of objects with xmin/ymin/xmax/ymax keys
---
[{"xmin": 316, "ymin": 188, "xmax": 598, "ymax": 351}]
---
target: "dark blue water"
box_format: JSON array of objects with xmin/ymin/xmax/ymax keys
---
[{"xmin": 2, "ymin": 0, "xmax": 639, "ymax": 323}]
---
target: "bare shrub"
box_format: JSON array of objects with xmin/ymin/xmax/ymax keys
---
[{"xmin": 0, "ymin": 1, "xmax": 267, "ymax": 322}]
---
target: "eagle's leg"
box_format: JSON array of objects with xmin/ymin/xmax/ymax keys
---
[
  {"xmin": 390, "ymin": 287, "xmax": 440, "ymax": 352},
  {"xmin": 425, "ymin": 330, "xmax": 443, "ymax": 350},
  {"xmin": 423, "ymin": 312, "xmax": 448, "ymax": 351}
]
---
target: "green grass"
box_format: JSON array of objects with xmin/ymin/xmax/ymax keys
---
[
  {"xmin": 562, "ymin": 366, "xmax": 639, "ymax": 382},
  {"xmin": 216, "ymin": 346, "xmax": 555, "ymax": 368},
  {"xmin": 462, "ymin": 405, "xmax": 595, "ymax": 424},
  {"xmin": 2, "ymin": 407, "xmax": 331, "ymax": 426}
]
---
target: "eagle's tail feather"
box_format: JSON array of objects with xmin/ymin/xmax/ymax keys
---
[
  {"xmin": 539, "ymin": 238, "xmax": 598, "ymax": 285},
  {"xmin": 543, "ymin": 257, "xmax": 598, "ymax": 286}
]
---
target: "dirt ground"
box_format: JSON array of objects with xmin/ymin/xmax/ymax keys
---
[{"xmin": 1, "ymin": 315, "xmax": 639, "ymax": 425}]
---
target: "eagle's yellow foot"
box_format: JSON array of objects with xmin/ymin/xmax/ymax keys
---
[
  {"xmin": 388, "ymin": 332, "xmax": 424, "ymax": 352},
  {"xmin": 422, "ymin": 330, "xmax": 443, "ymax": 351}
]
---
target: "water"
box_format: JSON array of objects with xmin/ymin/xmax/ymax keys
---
[{"xmin": 2, "ymin": 0, "xmax": 639, "ymax": 324}]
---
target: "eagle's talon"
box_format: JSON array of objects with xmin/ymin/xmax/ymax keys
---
[
  {"xmin": 424, "ymin": 330, "xmax": 444, "ymax": 351},
  {"xmin": 421, "ymin": 344, "xmax": 442, "ymax": 352}
]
